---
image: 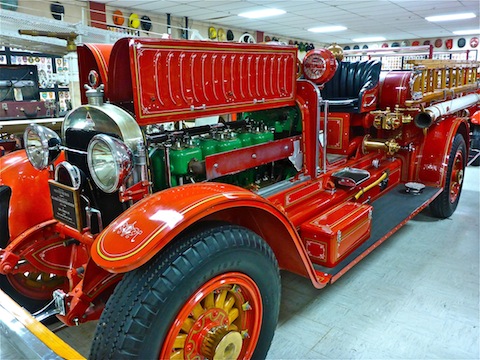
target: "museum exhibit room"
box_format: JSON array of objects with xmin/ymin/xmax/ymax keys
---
[{"xmin": 0, "ymin": 0, "xmax": 478, "ymax": 359}]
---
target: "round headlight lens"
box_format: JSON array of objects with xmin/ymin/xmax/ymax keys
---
[
  {"xmin": 87, "ymin": 134, "xmax": 133, "ymax": 193},
  {"xmin": 24, "ymin": 124, "xmax": 61, "ymax": 170}
]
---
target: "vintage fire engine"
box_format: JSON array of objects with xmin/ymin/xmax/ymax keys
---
[{"xmin": 0, "ymin": 38, "xmax": 479, "ymax": 359}]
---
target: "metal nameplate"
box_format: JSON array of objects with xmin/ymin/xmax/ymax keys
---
[{"xmin": 48, "ymin": 180, "xmax": 82, "ymax": 231}]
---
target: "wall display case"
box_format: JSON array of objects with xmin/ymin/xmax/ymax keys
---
[{"xmin": 0, "ymin": 47, "xmax": 71, "ymax": 114}]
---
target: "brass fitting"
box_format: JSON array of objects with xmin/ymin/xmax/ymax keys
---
[
  {"xmin": 371, "ymin": 106, "xmax": 413, "ymax": 130},
  {"xmin": 362, "ymin": 135, "xmax": 401, "ymax": 155}
]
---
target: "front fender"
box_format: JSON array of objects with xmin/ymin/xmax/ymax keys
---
[
  {"xmin": 417, "ymin": 116, "xmax": 469, "ymax": 187},
  {"xmin": 92, "ymin": 183, "xmax": 311, "ymax": 275},
  {"xmin": 0, "ymin": 151, "xmax": 64, "ymax": 242}
]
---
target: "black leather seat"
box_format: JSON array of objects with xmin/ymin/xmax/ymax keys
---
[{"xmin": 321, "ymin": 60, "xmax": 382, "ymax": 113}]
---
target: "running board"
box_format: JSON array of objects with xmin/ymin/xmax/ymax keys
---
[{"xmin": 314, "ymin": 184, "xmax": 441, "ymax": 285}]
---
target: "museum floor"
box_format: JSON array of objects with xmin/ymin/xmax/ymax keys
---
[{"xmin": 1, "ymin": 166, "xmax": 479, "ymax": 359}]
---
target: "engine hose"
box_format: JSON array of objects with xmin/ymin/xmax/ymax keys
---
[{"xmin": 354, "ymin": 172, "xmax": 388, "ymax": 200}]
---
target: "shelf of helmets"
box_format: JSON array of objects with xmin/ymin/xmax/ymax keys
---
[
  {"xmin": 343, "ymin": 45, "xmax": 478, "ymax": 71},
  {"xmin": 1, "ymin": 0, "xmax": 324, "ymax": 65},
  {"xmin": 99, "ymin": 4, "xmax": 326, "ymax": 52}
]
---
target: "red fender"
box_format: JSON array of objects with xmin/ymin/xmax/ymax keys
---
[
  {"xmin": 0, "ymin": 151, "xmax": 64, "ymax": 240},
  {"xmin": 92, "ymin": 183, "xmax": 319, "ymax": 285},
  {"xmin": 416, "ymin": 116, "xmax": 469, "ymax": 187},
  {"xmin": 471, "ymin": 110, "xmax": 480, "ymax": 125}
]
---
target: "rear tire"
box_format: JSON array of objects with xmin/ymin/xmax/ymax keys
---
[
  {"xmin": 430, "ymin": 134, "xmax": 466, "ymax": 218},
  {"xmin": 89, "ymin": 223, "xmax": 280, "ymax": 360}
]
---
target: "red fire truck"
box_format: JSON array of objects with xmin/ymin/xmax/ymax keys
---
[{"xmin": 0, "ymin": 38, "xmax": 478, "ymax": 359}]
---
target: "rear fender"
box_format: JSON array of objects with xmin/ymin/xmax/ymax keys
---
[
  {"xmin": 0, "ymin": 151, "xmax": 64, "ymax": 242},
  {"xmin": 417, "ymin": 116, "xmax": 468, "ymax": 187},
  {"xmin": 92, "ymin": 183, "xmax": 318, "ymax": 284},
  {"xmin": 471, "ymin": 110, "xmax": 480, "ymax": 125}
]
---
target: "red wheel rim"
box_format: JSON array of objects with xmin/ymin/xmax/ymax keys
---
[
  {"xmin": 449, "ymin": 149, "xmax": 464, "ymax": 203},
  {"xmin": 160, "ymin": 272, "xmax": 263, "ymax": 360}
]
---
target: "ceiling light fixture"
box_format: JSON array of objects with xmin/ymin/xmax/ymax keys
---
[
  {"xmin": 352, "ymin": 36, "xmax": 386, "ymax": 42},
  {"xmin": 453, "ymin": 29, "xmax": 480, "ymax": 35},
  {"xmin": 238, "ymin": 8, "xmax": 286, "ymax": 19},
  {"xmin": 308, "ymin": 26, "xmax": 347, "ymax": 33},
  {"xmin": 425, "ymin": 13, "xmax": 476, "ymax": 22}
]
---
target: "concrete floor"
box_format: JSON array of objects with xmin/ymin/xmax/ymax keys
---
[{"xmin": 1, "ymin": 166, "xmax": 479, "ymax": 359}]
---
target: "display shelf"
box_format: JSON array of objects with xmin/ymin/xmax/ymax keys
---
[
  {"xmin": 344, "ymin": 45, "xmax": 478, "ymax": 70},
  {"xmin": 0, "ymin": 47, "xmax": 71, "ymax": 114}
]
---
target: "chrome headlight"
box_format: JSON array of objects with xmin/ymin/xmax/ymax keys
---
[
  {"xmin": 87, "ymin": 134, "xmax": 133, "ymax": 193},
  {"xmin": 24, "ymin": 124, "xmax": 61, "ymax": 170}
]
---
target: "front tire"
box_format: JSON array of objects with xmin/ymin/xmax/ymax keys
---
[
  {"xmin": 89, "ymin": 224, "xmax": 281, "ymax": 359},
  {"xmin": 430, "ymin": 134, "xmax": 466, "ymax": 218}
]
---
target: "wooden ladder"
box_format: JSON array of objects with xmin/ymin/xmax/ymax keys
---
[{"xmin": 405, "ymin": 59, "xmax": 479, "ymax": 106}]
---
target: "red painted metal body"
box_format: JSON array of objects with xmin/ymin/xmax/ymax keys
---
[
  {"xmin": 301, "ymin": 202, "xmax": 372, "ymax": 267},
  {"xmin": 108, "ymin": 38, "xmax": 297, "ymax": 124},
  {"xmin": 205, "ymin": 136, "xmax": 299, "ymax": 179},
  {"xmin": 472, "ymin": 110, "xmax": 480, "ymax": 125},
  {"xmin": 77, "ymin": 43, "xmax": 113, "ymax": 103},
  {"xmin": 325, "ymin": 112, "xmax": 351, "ymax": 154},
  {"xmin": 0, "ymin": 151, "xmax": 63, "ymax": 239},
  {"xmin": 359, "ymin": 84, "xmax": 380, "ymax": 113},
  {"xmin": 91, "ymin": 182, "xmax": 317, "ymax": 283},
  {"xmin": 0, "ymin": 38, "xmax": 477, "ymax": 346},
  {"xmin": 378, "ymin": 71, "xmax": 412, "ymax": 109},
  {"xmin": 417, "ymin": 116, "xmax": 469, "ymax": 187}
]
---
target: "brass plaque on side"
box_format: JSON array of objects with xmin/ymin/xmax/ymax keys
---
[{"xmin": 49, "ymin": 180, "xmax": 82, "ymax": 231}]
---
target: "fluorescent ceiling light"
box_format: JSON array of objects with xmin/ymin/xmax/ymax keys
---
[
  {"xmin": 352, "ymin": 36, "xmax": 386, "ymax": 42},
  {"xmin": 238, "ymin": 9, "xmax": 286, "ymax": 19},
  {"xmin": 308, "ymin": 26, "xmax": 347, "ymax": 33},
  {"xmin": 453, "ymin": 29, "xmax": 480, "ymax": 35},
  {"xmin": 425, "ymin": 13, "xmax": 476, "ymax": 22}
]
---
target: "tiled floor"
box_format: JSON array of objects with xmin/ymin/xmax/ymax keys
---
[{"xmin": 1, "ymin": 166, "xmax": 479, "ymax": 359}]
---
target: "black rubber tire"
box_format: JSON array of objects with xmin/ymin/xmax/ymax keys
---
[
  {"xmin": 89, "ymin": 223, "xmax": 281, "ymax": 360},
  {"xmin": 470, "ymin": 125, "xmax": 480, "ymax": 166},
  {"xmin": 430, "ymin": 134, "xmax": 466, "ymax": 218}
]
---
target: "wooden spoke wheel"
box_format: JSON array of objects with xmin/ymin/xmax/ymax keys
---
[
  {"xmin": 0, "ymin": 257, "xmax": 68, "ymax": 313},
  {"xmin": 90, "ymin": 224, "xmax": 280, "ymax": 360},
  {"xmin": 7, "ymin": 265, "xmax": 66, "ymax": 300},
  {"xmin": 449, "ymin": 149, "xmax": 464, "ymax": 204},
  {"xmin": 161, "ymin": 273, "xmax": 262, "ymax": 359},
  {"xmin": 430, "ymin": 134, "xmax": 466, "ymax": 218}
]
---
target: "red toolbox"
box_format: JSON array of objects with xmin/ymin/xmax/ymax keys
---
[{"xmin": 300, "ymin": 201, "xmax": 372, "ymax": 267}]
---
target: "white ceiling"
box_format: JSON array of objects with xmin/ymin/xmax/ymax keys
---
[{"xmin": 90, "ymin": 0, "xmax": 480, "ymax": 44}]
